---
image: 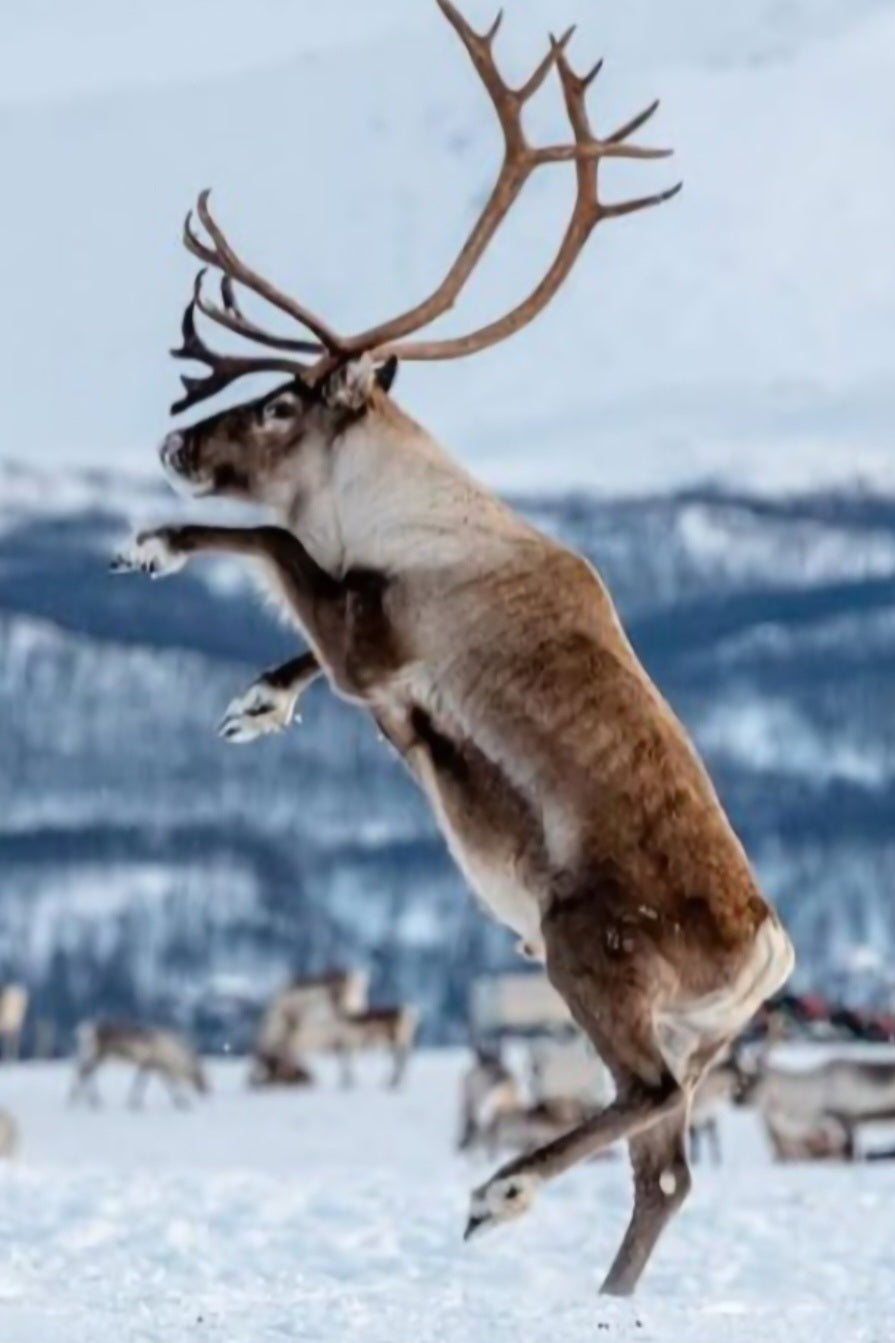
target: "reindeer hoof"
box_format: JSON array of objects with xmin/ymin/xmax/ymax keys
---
[
  {"xmin": 110, "ymin": 531, "xmax": 186, "ymax": 579},
  {"xmin": 218, "ymin": 680, "xmax": 299, "ymax": 745}
]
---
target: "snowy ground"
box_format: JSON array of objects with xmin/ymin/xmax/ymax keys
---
[{"xmin": 0, "ymin": 1053, "xmax": 892, "ymax": 1342}]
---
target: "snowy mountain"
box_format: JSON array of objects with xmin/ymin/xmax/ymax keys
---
[{"xmin": 2, "ymin": 464, "xmax": 894, "ymax": 1045}]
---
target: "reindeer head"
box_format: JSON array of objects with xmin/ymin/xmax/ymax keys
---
[
  {"xmin": 160, "ymin": 351, "xmax": 398, "ymax": 509},
  {"xmin": 161, "ymin": 2, "xmax": 680, "ymax": 515}
]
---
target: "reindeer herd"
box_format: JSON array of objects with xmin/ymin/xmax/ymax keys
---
[
  {"xmin": 249, "ymin": 969, "xmax": 418, "ymax": 1090},
  {"xmin": 455, "ymin": 1020, "xmax": 895, "ymax": 1170},
  {"xmin": 3, "ymin": 969, "xmax": 895, "ymax": 1210}
]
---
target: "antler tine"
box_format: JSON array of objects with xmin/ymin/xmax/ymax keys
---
[
  {"xmin": 192, "ymin": 272, "xmax": 322, "ymax": 355},
  {"xmin": 517, "ymin": 25, "xmax": 575, "ymax": 105},
  {"xmin": 169, "ymin": 279, "xmax": 313, "ymax": 415},
  {"xmin": 369, "ymin": 27, "xmax": 681, "ymax": 364},
  {"xmin": 190, "ymin": 191, "xmax": 346, "ymax": 353},
  {"xmin": 484, "ymin": 9, "xmax": 503, "ymax": 44},
  {"xmin": 601, "ymin": 180, "xmax": 683, "ymax": 219},
  {"xmin": 342, "ymin": 12, "xmax": 582, "ymax": 356},
  {"xmin": 606, "ymin": 99, "xmax": 661, "ymax": 145}
]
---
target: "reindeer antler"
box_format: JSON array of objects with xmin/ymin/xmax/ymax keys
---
[
  {"xmin": 170, "ymin": 274, "xmax": 314, "ymax": 415},
  {"xmin": 171, "ymin": 1, "xmax": 680, "ymax": 413}
]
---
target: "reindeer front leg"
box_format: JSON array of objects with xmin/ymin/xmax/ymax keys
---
[
  {"xmin": 219, "ymin": 652, "xmax": 322, "ymax": 744},
  {"xmin": 111, "ymin": 524, "xmax": 344, "ymax": 698}
]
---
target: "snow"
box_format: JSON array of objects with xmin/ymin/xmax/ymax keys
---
[
  {"xmin": 1, "ymin": 1053, "xmax": 894, "ymax": 1341},
  {"xmin": 1, "ymin": 1, "xmax": 894, "ymax": 494}
]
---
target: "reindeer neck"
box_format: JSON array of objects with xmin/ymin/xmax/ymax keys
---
[{"xmin": 329, "ymin": 404, "xmax": 532, "ymax": 578}]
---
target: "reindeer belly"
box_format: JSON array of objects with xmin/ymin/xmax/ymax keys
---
[
  {"xmin": 386, "ymin": 701, "xmax": 545, "ymax": 951},
  {"xmin": 448, "ymin": 830, "xmax": 543, "ymax": 950}
]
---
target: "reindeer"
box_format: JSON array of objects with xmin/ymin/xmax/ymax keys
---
[
  {"xmin": 687, "ymin": 1061, "xmax": 739, "ymax": 1166},
  {"xmin": 528, "ymin": 1034, "xmax": 612, "ymax": 1109},
  {"xmin": 458, "ymin": 1045, "xmax": 603, "ymax": 1158},
  {"xmin": 327, "ymin": 1006, "xmax": 419, "ymax": 1089},
  {"xmin": 734, "ymin": 1052, "xmax": 895, "ymax": 1154},
  {"xmin": 761, "ymin": 1109, "xmax": 855, "ymax": 1163},
  {"xmin": 69, "ymin": 1021, "xmax": 209, "ymax": 1109},
  {"xmin": 0, "ymin": 984, "xmax": 28, "ymax": 1061},
  {"xmin": 0, "ymin": 1108, "xmax": 18, "ymax": 1158},
  {"xmin": 457, "ymin": 1045, "xmax": 523, "ymax": 1153},
  {"xmin": 111, "ymin": 0, "xmax": 794, "ymax": 1294},
  {"xmin": 479, "ymin": 1096, "xmax": 601, "ymax": 1157},
  {"xmin": 253, "ymin": 968, "xmax": 369, "ymax": 1076}
]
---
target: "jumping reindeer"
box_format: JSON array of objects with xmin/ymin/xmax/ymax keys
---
[
  {"xmin": 113, "ymin": 0, "xmax": 794, "ymax": 1294},
  {"xmin": 70, "ymin": 1021, "xmax": 209, "ymax": 1109}
]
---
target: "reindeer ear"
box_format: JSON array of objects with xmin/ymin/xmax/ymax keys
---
[
  {"xmin": 320, "ymin": 355, "xmax": 377, "ymax": 412},
  {"xmin": 375, "ymin": 355, "xmax": 399, "ymax": 394}
]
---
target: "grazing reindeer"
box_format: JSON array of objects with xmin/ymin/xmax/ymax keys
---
[
  {"xmin": 0, "ymin": 984, "xmax": 28, "ymax": 1061},
  {"xmin": 458, "ymin": 1045, "xmax": 522, "ymax": 1153},
  {"xmin": 485, "ymin": 1097, "xmax": 601, "ymax": 1157},
  {"xmin": 70, "ymin": 1021, "xmax": 209, "ymax": 1109},
  {"xmin": 0, "ymin": 1108, "xmax": 18, "ymax": 1158},
  {"xmin": 254, "ymin": 969, "xmax": 369, "ymax": 1060},
  {"xmin": 458, "ymin": 1046, "xmax": 597, "ymax": 1158},
  {"xmin": 251, "ymin": 969, "xmax": 371, "ymax": 1085},
  {"xmin": 528, "ymin": 1034, "xmax": 612, "ymax": 1110},
  {"xmin": 328, "ymin": 1006, "xmax": 419, "ymax": 1089},
  {"xmin": 113, "ymin": 0, "xmax": 794, "ymax": 1294},
  {"xmin": 761, "ymin": 1109, "xmax": 855, "ymax": 1163},
  {"xmin": 687, "ymin": 1061, "xmax": 739, "ymax": 1166},
  {"xmin": 734, "ymin": 1053, "xmax": 895, "ymax": 1147}
]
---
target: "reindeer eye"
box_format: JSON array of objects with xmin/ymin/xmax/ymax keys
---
[
  {"xmin": 263, "ymin": 397, "xmax": 296, "ymax": 423},
  {"xmin": 505, "ymin": 1184, "xmax": 521, "ymax": 1200}
]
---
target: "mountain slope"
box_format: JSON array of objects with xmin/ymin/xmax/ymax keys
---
[{"xmin": 2, "ymin": 466, "xmax": 894, "ymax": 1043}]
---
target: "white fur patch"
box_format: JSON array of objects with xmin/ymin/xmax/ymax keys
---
[
  {"xmin": 323, "ymin": 355, "xmax": 376, "ymax": 411},
  {"xmin": 655, "ymin": 917, "xmax": 795, "ymax": 1082},
  {"xmin": 219, "ymin": 680, "xmax": 301, "ymax": 744},
  {"xmin": 110, "ymin": 532, "xmax": 187, "ymax": 579}
]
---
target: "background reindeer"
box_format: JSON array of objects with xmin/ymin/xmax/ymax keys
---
[
  {"xmin": 0, "ymin": 1108, "xmax": 18, "ymax": 1158},
  {"xmin": 457, "ymin": 1045, "xmax": 522, "ymax": 1154},
  {"xmin": 252, "ymin": 968, "xmax": 369, "ymax": 1084},
  {"xmin": 70, "ymin": 1021, "xmax": 209, "ymax": 1109},
  {"xmin": 114, "ymin": 0, "xmax": 794, "ymax": 1294},
  {"xmin": 687, "ymin": 1061, "xmax": 740, "ymax": 1166},
  {"xmin": 0, "ymin": 984, "xmax": 29, "ymax": 1061},
  {"xmin": 327, "ymin": 1006, "xmax": 419, "ymax": 1090},
  {"xmin": 735, "ymin": 1051, "xmax": 895, "ymax": 1160}
]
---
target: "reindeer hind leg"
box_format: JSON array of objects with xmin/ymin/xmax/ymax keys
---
[{"xmin": 600, "ymin": 1104, "xmax": 692, "ymax": 1297}]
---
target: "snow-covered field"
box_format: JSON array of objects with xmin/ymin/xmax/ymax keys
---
[{"xmin": 0, "ymin": 1053, "xmax": 892, "ymax": 1342}]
